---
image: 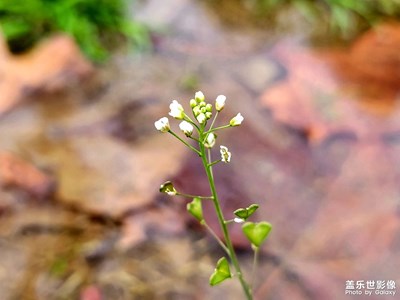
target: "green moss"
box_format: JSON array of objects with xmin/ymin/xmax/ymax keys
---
[
  {"xmin": 207, "ymin": 0, "xmax": 400, "ymax": 41},
  {"xmin": 0, "ymin": 0, "xmax": 149, "ymax": 62}
]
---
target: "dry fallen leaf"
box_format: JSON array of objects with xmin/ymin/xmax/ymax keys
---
[
  {"xmin": 0, "ymin": 33, "xmax": 92, "ymax": 115},
  {"xmin": 0, "ymin": 151, "xmax": 55, "ymax": 199}
]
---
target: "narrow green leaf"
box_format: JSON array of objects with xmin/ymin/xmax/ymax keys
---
[
  {"xmin": 209, "ymin": 257, "xmax": 231, "ymax": 286},
  {"xmin": 187, "ymin": 197, "xmax": 203, "ymax": 222},
  {"xmin": 242, "ymin": 221, "xmax": 272, "ymax": 247},
  {"xmin": 233, "ymin": 204, "xmax": 259, "ymax": 220}
]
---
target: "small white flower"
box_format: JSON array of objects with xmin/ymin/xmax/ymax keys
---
[
  {"xmin": 204, "ymin": 133, "xmax": 216, "ymax": 148},
  {"xmin": 195, "ymin": 91, "xmax": 205, "ymax": 102},
  {"xmin": 229, "ymin": 113, "xmax": 244, "ymax": 126},
  {"xmin": 215, "ymin": 95, "xmax": 226, "ymax": 112},
  {"xmin": 169, "ymin": 100, "xmax": 185, "ymax": 120},
  {"xmin": 220, "ymin": 145, "xmax": 231, "ymax": 163},
  {"xmin": 179, "ymin": 121, "xmax": 194, "ymax": 137},
  {"xmin": 154, "ymin": 117, "xmax": 170, "ymax": 133},
  {"xmin": 197, "ymin": 113, "xmax": 206, "ymax": 124}
]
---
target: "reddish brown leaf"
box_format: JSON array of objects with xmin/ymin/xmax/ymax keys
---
[
  {"xmin": 0, "ymin": 33, "xmax": 92, "ymax": 115},
  {"xmin": 0, "ymin": 151, "xmax": 55, "ymax": 198}
]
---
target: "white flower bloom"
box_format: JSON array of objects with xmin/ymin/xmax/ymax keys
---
[
  {"xmin": 220, "ymin": 145, "xmax": 231, "ymax": 163},
  {"xmin": 229, "ymin": 113, "xmax": 244, "ymax": 126},
  {"xmin": 195, "ymin": 91, "xmax": 205, "ymax": 102},
  {"xmin": 197, "ymin": 113, "xmax": 206, "ymax": 124},
  {"xmin": 204, "ymin": 133, "xmax": 216, "ymax": 148},
  {"xmin": 215, "ymin": 95, "xmax": 226, "ymax": 112},
  {"xmin": 169, "ymin": 100, "xmax": 185, "ymax": 119},
  {"xmin": 154, "ymin": 117, "xmax": 170, "ymax": 133},
  {"xmin": 179, "ymin": 121, "xmax": 194, "ymax": 137}
]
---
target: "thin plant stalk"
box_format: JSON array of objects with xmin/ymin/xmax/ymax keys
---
[
  {"xmin": 251, "ymin": 246, "xmax": 259, "ymax": 290},
  {"xmin": 199, "ymin": 133, "xmax": 253, "ymax": 300}
]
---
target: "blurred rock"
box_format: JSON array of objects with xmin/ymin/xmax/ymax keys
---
[
  {"xmin": 0, "ymin": 33, "xmax": 93, "ymax": 115},
  {"xmin": 118, "ymin": 204, "xmax": 186, "ymax": 250},
  {"xmin": 262, "ymin": 22, "xmax": 400, "ymax": 143},
  {"xmin": 53, "ymin": 132, "xmax": 188, "ymax": 219},
  {"xmin": 0, "ymin": 151, "xmax": 55, "ymax": 199},
  {"xmin": 80, "ymin": 285, "xmax": 103, "ymax": 300}
]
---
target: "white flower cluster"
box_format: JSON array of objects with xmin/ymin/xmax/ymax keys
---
[{"xmin": 154, "ymin": 91, "xmax": 243, "ymax": 163}]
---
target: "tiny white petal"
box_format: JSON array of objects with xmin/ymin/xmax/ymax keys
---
[
  {"xmin": 197, "ymin": 113, "xmax": 206, "ymax": 124},
  {"xmin": 215, "ymin": 95, "xmax": 226, "ymax": 111},
  {"xmin": 154, "ymin": 117, "xmax": 170, "ymax": 133},
  {"xmin": 220, "ymin": 145, "xmax": 231, "ymax": 163},
  {"xmin": 204, "ymin": 133, "xmax": 216, "ymax": 148},
  {"xmin": 169, "ymin": 100, "xmax": 185, "ymax": 119},
  {"xmin": 195, "ymin": 91, "xmax": 205, "ymax": 102},
  {"xmin": 234, "ymin": 217, "xmax": 245, "ymax": 223},
  {"xmin": 230, "ymin": 113, "xmax": 244, "ymax": 126},
  {"xmin": 179, "ymin": 121, "xmax": 194, "ymax": 137}
]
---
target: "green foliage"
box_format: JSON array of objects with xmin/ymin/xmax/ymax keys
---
[
  {"xmin": 234, "ymin": 204, "xmax": 259, "ymax": 221},
  {"xmin": 209, "ymin": 257, "xmax": 232, "ymax": 286},
  {"xmin": 0, "ymin": 0, "xmax": 148, "ymax": 62},
  {"xmin": 187, "ymin": 197, "xmax": 203, "ymax": 222},
  {"xmin": 211, "ymin": 0, "xmax": 400, "ymax": 40},
  {"xmin": 242, "ymin": 221, "xmax": 272, "ymax": 248}
]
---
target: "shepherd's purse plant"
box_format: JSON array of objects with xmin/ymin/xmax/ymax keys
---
[{"xmin": 154, "ymin": 91, "xmax": 272, "ymax": 300}]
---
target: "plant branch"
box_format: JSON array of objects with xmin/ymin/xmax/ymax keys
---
[{"xmin": 168, "ymin": 130, "xmax": 201, "ymax": 156}]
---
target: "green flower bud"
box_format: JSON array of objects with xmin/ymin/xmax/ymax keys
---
[
  {"xmin": 190, "ymin": 99, "xmax": 197, "ymax": 108},
  {"xmin": 229, "ymin": 113, "xmax": 244, "ymax": 126},
  {"xmin": 159, "ymin": 181, "xmax": 177, "ymax": 196},
  {"xmin": 195, "ymin": 91, "xmax": 205, "ymax": 102},
  {"xmin": 193, "ymin": 106, "xmax": 201, "ymax": 116}
]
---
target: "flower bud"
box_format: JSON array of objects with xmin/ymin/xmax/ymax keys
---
[
  {"xmin": 179, "ymin": 121, "xmax": 194, "ymax": 137},
  {"xmin": 206, "ymin": 103, "xmax": 213, "ymax": 112},
  {"xmin": 215, "ymin": 95, "xmax": 226, "ymax": 112},
  {"xmin": 204, "ymin": 133, "xmax": 216, "ymax": 148},
  {"xmin": 159, "ymin": 181, "xmax": 177, "ymax": 196},
  {"xmin": 205, "ymin": 112, "xmax": 212, "ymax": 119},
  {"xmin": 190, "ymin": 99, "xmax": 197, "ymax": 108},
  {"xmin": 229, "ymin": 113, "xmax": 244, "ymax": 126},
  {"xmin": 193, "ymin": 106, "xmax": 201, "ymax": 116},
  {"xmin": 154, "ymin": 117, "xmax": 170, "ymax": 133},
  {"xmin": 169, "ymin": 100, "xmax": 185, "ymax": 120},
  {"xmin": 197, "ymin": 113, "xmax": 206, "ymax": 124},
  {"xmin": 195, "ymin": 91, "xmax": 205, "ymax": 102}
]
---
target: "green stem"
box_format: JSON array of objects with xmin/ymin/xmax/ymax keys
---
[
  {"xmin": 177, "ymin": 192, "xmax": 213, "ymax": 199},
  {"xmin": 199, "ymin": 137, "xmax": 252, "ymax": 300},
  {"xmin": 251, "ymin": 246, "xmax": 259, "ymax": 290},
  {"xmin": 169, "ymin": 130, "xmax": 201, "ymax": 156},
  {"xmin": 184, "ymin": 114, "xmax": 201, "ymax": 131},
  {"xmin": 208, "ymin": 111, "xmax": 219, "ymax": 132},
  {"xmin": 205, "ymin": 124, "xmax": 231, "ymax": 134},
  {"xmin": 202, "ymin": 221, "xmax": 229, "ymax": 255},
  {"xmin": 208, "ymin": 159, "xmax": 221, "ymax": 167}
]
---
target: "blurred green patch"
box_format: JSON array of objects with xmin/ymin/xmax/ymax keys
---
[
  {"xmin": 50, "ymin": 256, "xmax": 70, "ymax": 278},
  {"xmin": 0, "ymin": 0, "xmax": 149, "ymax": 62},
  {"xmin": 206, "ymin": 0, "xmax": 400, "ymax": 41}
]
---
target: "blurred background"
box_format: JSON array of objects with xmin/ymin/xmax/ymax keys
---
[{"xmin": 0, "ymin": 0, "xmax": 400, "ymax": 299}]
